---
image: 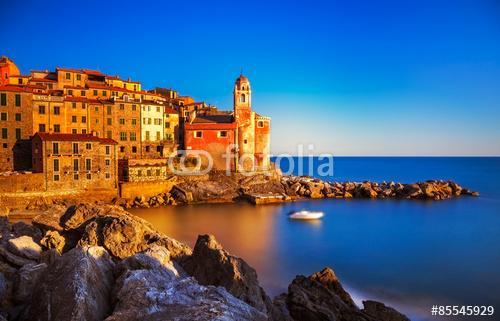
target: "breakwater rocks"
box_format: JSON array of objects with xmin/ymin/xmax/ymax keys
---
[
  {"xmin": 121, "ymin": 173, "xmax": 479, "ymax": 208},
  {"xmin": 281, "ymin": 177, "xmax": 479, "ymax": 201},
  {"xmin": 0, "ymin": 203, "xmax": 410, "ymax": 321}
]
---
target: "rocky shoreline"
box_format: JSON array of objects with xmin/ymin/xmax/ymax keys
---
[
  {"xmin": 118, "ymin": 173, "xmax": 479, "ymax": 209},
  {"xmin": 0, "ymin": 203, "xmax": 410, "ymax": 321}
]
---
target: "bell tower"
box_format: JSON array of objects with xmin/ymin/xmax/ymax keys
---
[{"xmin": 233, "ymin": 74, "xmax": 251, "ymax": 112}]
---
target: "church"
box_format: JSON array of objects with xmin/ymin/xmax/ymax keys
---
[{"xmin": 183, "ymin": 75, "xmax": 271, "ymax": 172}]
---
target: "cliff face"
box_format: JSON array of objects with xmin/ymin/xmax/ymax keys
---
[{"xmin": 0, "ymin": 204, "xmax": 409, "ymax": 321}]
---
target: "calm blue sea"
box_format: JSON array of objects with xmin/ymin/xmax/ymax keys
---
[{"xmin": 132, "ymin": 157, "xmax": 500, "ymax": 321}]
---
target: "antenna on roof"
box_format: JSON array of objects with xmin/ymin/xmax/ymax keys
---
[{"xmin": 240, "ymin": 67, "xmax": 243, "ymax": 76}]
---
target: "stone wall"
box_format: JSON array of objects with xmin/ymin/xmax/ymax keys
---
[
  {"xmin": 119, "ymin": 177, "xmax": 177, "ymax": 199},
  {"xmin": 0, "ymin": 172, "xmax": 45, "ymax": 193}
]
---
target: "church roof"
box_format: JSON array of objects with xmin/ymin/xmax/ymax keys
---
[{"xmin": 235, "ymin": 74, "xmax": 249, "ymax": 83}]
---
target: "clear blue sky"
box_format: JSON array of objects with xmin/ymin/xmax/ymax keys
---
[{"xmin": 1, "ymin": 0, "xmax": 499, "ymax": 155}]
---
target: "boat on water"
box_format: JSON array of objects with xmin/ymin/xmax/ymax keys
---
[{"xmin": 288, "ymin": 210, "xmax": 324, "ymax": 220}]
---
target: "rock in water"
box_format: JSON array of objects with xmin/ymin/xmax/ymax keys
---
[
  {"xmin": 362, "ymin": 300, "xmax": 411, "ymax": 321},
  {"xmin": 22, "ymin": 246, "xmax": 115, "ymax": 321},
  {"xmin": 7, "ymin": 236, "xmax": 42, "ymax": 261},
  {"xmin": 181, "ymin": 234, "xmax": 271, "ymax": 314},
  {"xmin": 106, "ymin": 247, "xmax": 267, "ymax": 321}
]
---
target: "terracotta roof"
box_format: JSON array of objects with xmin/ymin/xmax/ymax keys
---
[
  {"xmin": 235, "ymin": 74, "xmax": 249, "ymax": 83},
  {"xmin": 164, "ymin": 107, "xmax": 178, "ymax": 114},
  {"xmin": 185, "ymin": 122, "xmax": 236, "ymax": 130},
  {"xmin": 33, "ymin": 132, "xmax": 117, "ymax": 145},
  {"xmin": 0, "ymin": 85, "xmax": 33, "ymax": 93},
  {"xmin": 191, "ymin": 114, "xmax": 234, "ymax": 124},
  {"xmin": 30, "ymin": 78, "xmax": 57, "ymax": 83}
]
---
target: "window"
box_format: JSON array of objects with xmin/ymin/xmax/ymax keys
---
[
  {"xmin": 72, "ymin": 143, "xmax": 79, "ymax": 154},
  {"xmin": 53, "ymin": 142, "xmax": 59, "ymax": 155},
  {"xmin": 93, "ymin": 90, "xmax": 98, "ymax": 96},
  {"xmin": 147, "ymin": 169, "xmax": 152, "ymax": 176},
  {"xmin": 102, "ymin": 91, "xmax": 107, "ymax": 96},
  {"xmin": 72, "ymin": 128, "xmax": 77, "ymax": 134},
  {"xmin": 106, "ymin": 131, "xmax": 112, "ymax": 139},
  {"xmin": 81, "ymin": 90, "xmax": 86, "ymax": 96},
  {"xmin": 194, "ymin": 131, "xmax": 203, "ymax": 138},
  {"xmin": 120, "ymin": 132, "xmax": 127, "ymax": 141},
  {"xmin": 219, "ymin": 130, "xmax": 228, "ymax": 138},
  {"xmin": 53, "ymin": 159, "xmax": 60, "ymax": 171},
  {"xmin": 156, "ymin": 131, "xmax": 160, "ymax": 140},
  {"xmin": 105, "ymin": 159, "xmax": 110, "ymax": 166},
  {"xmin": 72, "ymin": 116, "xmax": 77, "ymax": 123},
  {"xmin": 131, "ymin": 118, "xmax": 137, "ymax": 125},
  {"xmin": 0, "ymin": 112, "xmax": 6, "ymax": 121},
  {"xmin": 120, "ymin": 146, "xmax": 125, "ymax": 153},
  {"xmin": 240, "ymin": 94, "xmax": 246, "ymax": 103},
  {"xmin": 94, "ymin": 106, "xmax": 99, "ymax": 112},
  {"xmin": 145, "ymin": 146, "xmax": 151, "ymax": 152},
  {"xmin": 132, "ymin": 105, "xmax": 136, "ymax": 111},
  {"xmin": 155, "ymin": 169, "xmax": 160, "ymax": 176},
  {"xmin": 86, "ymin": 143, "xmax": 92, "ymax": 150},
  {"xmin": 138, "ymin": 170, "xmax": 142, "ymax": 177},
  {"xmin": 0, "ymin": 93, "xmax": 6, "ymax": 106},
  {"xmin": 2, "ymin": 128, "xmax": 9, "ymax": 139},
  {"xmin": 156, "ymin": 106, "xmax": 160, "ymax": 112},
  {"xmin": 107, "ymin": 118, "xmax": 112, "ymax": 125},
  {"xmin": 156, "ymin": 145, "xmax": 162, "ymax": 152},
  {"xmin": 72, "ymin": 102, "xmax": 77, "ymax": 109},
  {"xmin": 38, "ymin": 105, "xmax": 45, "ymax": 114},
  {"xmin": 53, "ymin": 174, "xmax": 60, "ymax": 181},
  {"xmin": 81, "ymin": 116, "xmax": 86, "ymax": 123},
  {"xmin": 82, "ymin": 103, "xmax": 86, "ymax": 109},
  {"xmin": 145, "ymin": 131, "xmax": 150, "ymax": 141},
  {"xmin": 73, "ymin": 159, "xmax": 79, "ymax": 180},
  {"xmin": 165, "ymin": 122, "xmax": 170, "ymax": 128},
  {"xmin": 257, "ymin": 120, "xmax": 264, "ymax": 128},
  {"xmin": 54, "ymin": 106, "xmax": 60, "ymax": 115},
  {"xmin": 105, "ymin": 145, "xmax": 110, "ymax": 155},
  {"xmin": 244, "ymin": 139, "xmax": 248, "ymax": 144},
  {"xmin": 65, "ymin": 72, "xmax": 71, "ymax": 80},
  {"xmin": 68, "ymin": 90, "xmax": 73, "ymax": 95},
  {"xmin": 165, "ymin": 133, "xmax": 172, "ymax": 141},
  {"xmin": 15, "ymin": 128, "xmax": 21, "ymax": 140},
  {"xmin": 81, "ymin": 129, "xmax": 87, "ymax": 134},
  {"xmin": 107, "ymin": 105, "xmax": 112, "ymax": 115},
  {"xmin": 54, "ymin": 124, "xmax": 60, "ymax": 133},
  {"xmin": 106, "ymin": 172, "xmax": 110, "ymax": 179},
  {"xmin": 132, "ymin": 146, "xmax": 137, "ymax": 153},
  {"xmin": 39, "ymin": 124, "xmax": 46, "ymax": 132},
  {"xmin": 130, "ymin": 132, "xmax": 137, "ymax": 141},
  {"xmin": 15, "ymin": 113, "xmax": 21, "ymax": 121},
  {"xmin": 85, "ymin": 158, "xmax": 91, "ymax": 171},
  {"xmin": 76, "ymin": 74, "xmax": 81, "ymax": 81},
  {"xmin": 15, "ymin": 94, "xmax": 21, "ymax": 106},
  {"xmin": 119, "ymin": 118, "xmax": 125, "ymax": 125},
  {"xmin": 120, "ymin": 104, "xmax": 124, "ymax": 110}
]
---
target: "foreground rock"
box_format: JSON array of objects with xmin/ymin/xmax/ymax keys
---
[
  {"xmin": 276, "ymin": 267, "xmax": 410, "ymax": 321},
  {"xmin": 107, "ymin": 245, "xmax": 266, "ymax": 321},
  {"xmin": 181, "ymin": 234, "xmax": 271, "ymax": 315}
]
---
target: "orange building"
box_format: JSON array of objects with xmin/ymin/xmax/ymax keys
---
[{"xmin": 184, "ymin": 75, "xmax": 271, "ymax": 172}]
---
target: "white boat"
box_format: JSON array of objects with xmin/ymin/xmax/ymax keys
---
[{"xmin": 289, "ymin": 210, "xmax": 324, "ymax": 220}]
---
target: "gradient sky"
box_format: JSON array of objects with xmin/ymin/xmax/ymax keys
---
[{"xmin": 1, "ymin": 0, "xmax": 499, "ymax": 155}]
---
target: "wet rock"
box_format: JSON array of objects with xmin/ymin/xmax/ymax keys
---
[
  {"xmin": 22, "ymin": 246, "xmax": 115, "ymax": 321},
  {"xmin": 181, "ymin": 234, "xmax": 270, "ymax": 314},
  {"xmin": 362, "ymin": 300, "xmax": 410, "ymax": 321},
  {"xmin": 356, "ymin": 182, "xmax": 378, "ymax": 198},
  {"xmin": 11, "ymin": 222, "xmax": 43, "ymax": 243},
  {"xmin": 7, "ymin": 236, "xmax": 42, "ymax": 261},
  {"xmin": 403, "ymin": 183, "xmax": 422, "ymax": 199},
  {"xmin": 0, "ymin": 245, "xmax": 36, "ymax": 267}
]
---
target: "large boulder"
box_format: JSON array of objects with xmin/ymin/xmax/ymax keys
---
[
  {"xmin": 181, "ymin": 234, "xmax": 270, "ymax": 314},
  {"xmin": 284, "ymin": 268, "xmax": 373, "ymax": 321},
  {"xmin": 7, "ymin": 236, "xmax": 42, "ymax": 261},
  {"xmin": 356, "ymin": 182, "xmax": 378, "ymax": 199},
  {"xmin": 21, "ymin": 246, "xmax": 115, "ymax": 321},
  {"xmin": 362, "ymin": 300, "xmax": 410, "ymax": 321},
  {"xmin": 106, "ymin": 246, "xmax": 267, "ymax": 321},
  {"xmin": 40, "ymin": 230, "xmax": 66, "ymax": 253},
  {"xmin": 14, "ymin": 263, "xmax": 47, "ymax": 303}
]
